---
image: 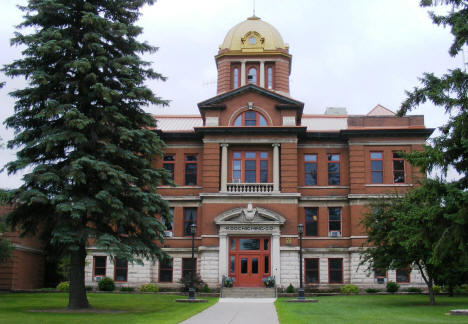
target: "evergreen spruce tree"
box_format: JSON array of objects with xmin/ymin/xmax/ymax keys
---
[{"xmin": 2, "ymin": 0, "xmax": 171, "ymax": 309}]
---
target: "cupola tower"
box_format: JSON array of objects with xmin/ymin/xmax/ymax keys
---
[{"xmin": 215, "ymin": 16, "xmax": 291, "ymax": 96}]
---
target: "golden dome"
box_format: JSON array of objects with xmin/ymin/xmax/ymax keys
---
[{"xmin": 220, "ymin": 16, "xmax": 287, "ymax": 52}]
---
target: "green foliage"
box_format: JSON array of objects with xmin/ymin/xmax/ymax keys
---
[
  {"xmin": 365, "ymin": 288, "xmax": 381, "ymax": 293},
  {"xmin": 386, "ymin": 281, "xmax": 400, "ymax": 293},
  {"xmin": 223, "ymin": 277, "xmax": 234, "ymax": 287},
  {"xmin": 341, "ymin": 284, "xmax": 359, "ymax": 294},
  {"xmin": 395, "ymin": 1, "xmax": 468, "ymax": 301},
  {"xmin": 406, "ymin": 287, "xmax": 423, "ymax": 293},
  {"xmin": 1, "ymin": 0, "xmax": 171, "ymax": 308},
  {"xmin": 139, "ymin": 283, "xmax": 159, "ymax": 293},
  {"xmin": 56, "ymin": 281, "xmax": 70, "ymax": 292},
  {"xmin": 85, "ymin": 286, "xmax": 93, "ymax": 292},
  {"xmin": 285, "ymin": 283, "xmax": 295, "ymax": 293},
  {"xmin": 262, "ymin": 276, "xmax": 275, "ymax": 288},
  {"xmin": 433, "ymin": 285, "xmax": 441, "ymax": 294},
  {"xmin": 57, "ymin": 256, "xmax": 71, "ymax": 281},
  {"xmin": 179, "ymin": 273, "xmax": 205, "ymax": 292},
  {"xmin": 98, "ymin": 277, "xmax": 115, "ymax": 292},
  {"xmin": 201, "ymin": 284, "xmax": 211, "ymax": 293},
  {"xmin": 0, "ymin": 191, "xmax": 13, "ymax": 263},
  {"xmin": 120, "ymin": 286, "xmax": 135, "ymax": 292}
]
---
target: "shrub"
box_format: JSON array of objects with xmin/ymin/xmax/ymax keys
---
[
  {"xmin": 365, "ymin": 288, "xmax": 381, "ymax": 293},
  {"xmin": 406, "ymin": 287, "xmax": 422, "ymax": 293},
  {"xmin": 432, "ymin": 285, "xmax": 441, "ymax": 294},
  {"xmin": 179, "ymin": 273, "xmax": 205, "ymax": 292},
  {"xmin": 201, "ymin": 284, "xmax": 211, "ymax": 293},
  {"xmin": 223, "ymin": 277, "xmax": 235, "ymax": 287},
  {"xmin": 120, "ymin": 286, "xmax": 135, "ymax": 292},
  {"xmin": 85, "ymin": 286, "xmax": 93, "ymax": 292},
  {"xmin": 98, "ymin": 277, "xmax": 115, "ymax": 291},
  {"xmin": 140, "ymin": 283, "xmax": 159, "ymax": 292},
  {"xmin": 262, "ymin": 276, "xmax": 275, "ymax": 288},
  {"xmin": 386, "ymin": 281, "xmax": 400, "ymax": 293},
  {"xmin": 56, "ymin": 281, "xmax": 69, "ymax": 292},
  {"xmin": 285, "ymin": 283, "xmax": 295, "ymax": 293},
  {"xmin": 341, "ymin": 284, "xmax": 359, "ymax": 294}
]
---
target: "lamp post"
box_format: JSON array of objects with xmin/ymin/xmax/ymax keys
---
[
  {"xmin": 188, "ymin": 223, "xmax": 197, "ymax": 300},
  {"xmin": 297, "ymin": 223, "xmax": 305, "ymax": 300}
]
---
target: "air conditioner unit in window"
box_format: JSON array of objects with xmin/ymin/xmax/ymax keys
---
[
  {"xmin": 94, "ymin": 276, "xmax": 104, "ymax": 282},
  {"xmin": 377, "ymin": 278, "xmax": 386, "ymax": 284},
  {"xmin": 163, "ymin": 231, "xmax": 173, "ymax": 237},
  {"xmin": 329, "ymin": 231, "xmax": 341, "ymax": 237}
]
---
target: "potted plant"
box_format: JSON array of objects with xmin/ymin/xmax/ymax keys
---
[
  {"xmin": 224, "ymin": 277, "xmax": 235, "ymax": 287},
  {"xmin": 262, "ymin": 276, "xmax": 275, "ymax": 288}
]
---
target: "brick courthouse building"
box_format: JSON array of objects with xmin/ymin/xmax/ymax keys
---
[{"xmin": 85, "ymin": 16, "xmax": 432, "ymax": 289}]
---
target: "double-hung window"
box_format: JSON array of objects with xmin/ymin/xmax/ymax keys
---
[
  {"xmin": 328, "ymin": 154, "xmax": 340, "ymax": 185},
  {"xmin": 305, "ymin": 258, "xmax": 319, "ymax": 284},
  {"xmin": 163, "ymin": 154, "xmax": 175, "ymax": 184},
  {"xmin": 305, "ymin": 207, "xmax": 318, "ymax": 236},
  {"xmin": 182, "ymin": 258, "xmax": 197, "ymax": 279},
  {"xmin": 163, "ymin": 207, "xmax": 174, "ymax": 237},
  {"xmin": 328, "ymin": 207, "xmax": 341, "ymax": 236},
  {"xmin": 184, "ymin": 207, "xmax": 197, "ymax": 236},
  {"xmin": 159, "ymin": 258, "xmax": 173, "ymax": 282},
  {"xmin": 393, "ymin": 152, "xmax": 405, "ymax": 183},
  {"xmin": 184, "ymin": 155, "xmax": 197, "ymax": 185},
  {"xmin": 396, "ymin": 268, "xmax": 410, "ymax": 283},
  {"xmin": 266, "ymin": 66, "xmax": 273, "ymax": 89},
  {"xmin": 232, "ymin": 152, "xmax": 269, "ymax": 183},
  {"xmin": 371, "ymin": 152, "xmax": 384, "ymax": 183},
  {"xmin": 93, "ymin": 256, "xmax": 106, "ymax": 277},
  {"xmin": 114, "ymin": 258, "xmax": 128, "ymax": 282},
  {"xmin": 328, "ymin": 258, "xmax": 343, "ymax": 283},
  {"xmin": 304, "ymin": 154, "xmax": 317, "ymax": 185}
]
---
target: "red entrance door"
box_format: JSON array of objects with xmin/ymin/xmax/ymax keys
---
[
  {"xmin": 229, "ymin": 237, "xmax": 270, "ymax": 287},
  {"xmin": 238, "ymin": 254, "xmax": 262, "ymax": 287}
]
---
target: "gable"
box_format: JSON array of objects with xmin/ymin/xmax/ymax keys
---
[{"xmin": 198, "ymin": 84, "xmax": 303, "ymax": 127}]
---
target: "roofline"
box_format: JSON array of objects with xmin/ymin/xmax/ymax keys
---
[
  {"xmin": 194, "ymin": 126, "xmax": 307, "ymax": 135},
  {"xmin": 197, "ymin": 83, "xmax": 304, "ymax": 108}
]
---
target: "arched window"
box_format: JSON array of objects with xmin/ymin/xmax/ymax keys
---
[
  {"xmin": 247, "ymin": 67, "xmax": 257, "ymax": 84},
  {"xmin": 233, "ymin": 68, "xmax": 239, "ymax": 89},
  {"xmin": 233, "ymin": 111, "xmax": 268, "ymax": 126},
  {"xmin": 267, "ymin": 67, "xmax": 273, "ymax": 89}
]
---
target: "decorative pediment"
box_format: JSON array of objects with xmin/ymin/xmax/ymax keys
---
[{"xmin": 214, "ymin": 203, "xmax": 286, "ymax": 225}]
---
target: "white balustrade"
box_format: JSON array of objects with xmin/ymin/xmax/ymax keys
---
[{"xmin": 226, "ymin": 183, "xmax": 274, "ymax": 193}]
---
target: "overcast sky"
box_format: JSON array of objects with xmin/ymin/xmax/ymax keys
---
[{"xmin": 0, "ymin": 0, "xmax": 464, "ymax": 188}]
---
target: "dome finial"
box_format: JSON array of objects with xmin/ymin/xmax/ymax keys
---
[{"xmin": 253, "ymin": 0, "xmax": 255, "ymax": 17}]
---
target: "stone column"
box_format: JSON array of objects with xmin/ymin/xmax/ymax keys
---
[
  {"xmin": 272, "ymin": 143, "xmax": 280, "ymax": 192},
  {"xmin": 241, "ymin": 61, "xmax": 246, "ymax": 86},
  {"xmin": 260, "ymin": 61, "xmax": 265, "ymax": 88},
  {"xmin": 218, "ymin": 233, "xmax": 228, "ymax": 284},
  {"xmin": 271, "ymin": 233, "xmax": 281, "ymax": 286},
  {"xmin": 220, "ymin": 144, "xmax": 229, "ymax": 192}
]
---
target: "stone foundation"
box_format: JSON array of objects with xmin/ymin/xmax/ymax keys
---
[{"xmin": 85, "ymin": 247, "xmax": 426, "ymax": 289}]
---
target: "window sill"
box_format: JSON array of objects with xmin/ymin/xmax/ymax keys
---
[
  {"xmin": 299, "ymin": 186, "xmax": 349, "ymax": 189},
  {"xmin": 365, "ymin": 184, "xmax": 412, "ymax": 187},
  {"xmin": 157, "ymin": 186, "xmax": 203, "ymax": 189}
]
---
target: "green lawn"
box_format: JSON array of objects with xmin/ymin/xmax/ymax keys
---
[
  {"xmin": 0, "ymin": 293, "xmax": 217, "ymax": 324},
  {"xmin": 275, "ymin": 295, "xmax": 468, "ymax": 324}
]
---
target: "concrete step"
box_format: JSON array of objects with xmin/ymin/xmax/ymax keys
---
[{"xmin": 222, "ymin": 287, "xmax": 276, "ymax": 298}]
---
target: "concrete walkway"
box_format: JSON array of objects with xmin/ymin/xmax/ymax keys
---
[{"xmin": 180, "ymin": 298, "xmax": 279, "ymax": 324}]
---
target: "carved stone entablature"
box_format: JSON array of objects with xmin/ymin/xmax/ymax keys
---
[{"xmin": 215, "ymin": 204, "xmax": 285, "ymax": 235}]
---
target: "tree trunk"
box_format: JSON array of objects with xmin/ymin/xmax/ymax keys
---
[
  {"xmin": 427, "ymin": 282, "xmax": 435, "ymax": 305},
  {"xmin": 415, "ymin": 262, "xmax": 436, "ymax": 305},
  {"xmin": 67, "ymin": 245, "xmax": 90, "ymax": 309},
  {"xmin": 448, "ymin": 285, "xmax": 454, "ymax": 297}
]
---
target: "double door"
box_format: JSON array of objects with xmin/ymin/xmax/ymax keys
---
[{"xmin": 229, "ymin": 237, "xmax": 270, "ymax": 287}]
